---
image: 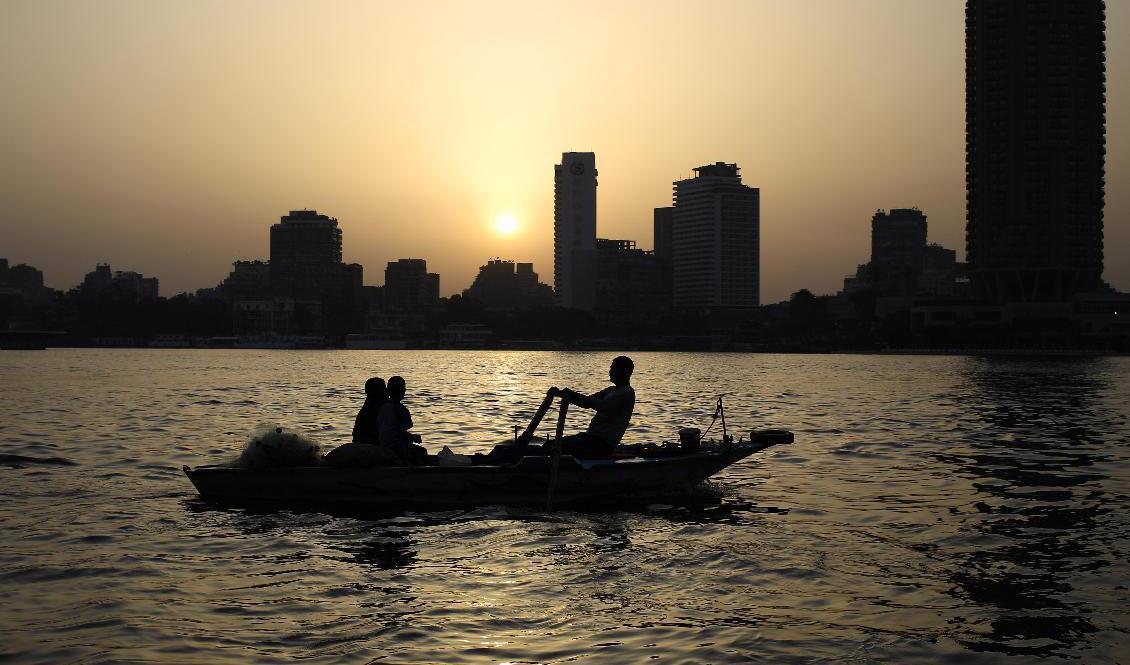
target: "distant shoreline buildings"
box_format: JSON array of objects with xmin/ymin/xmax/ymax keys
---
[
  {"xmin": 464, "ymin": 259, "xmax": 553, "ymax": 310},
  {"xmin": 2, "ymin": 0, "xmax": 1126, "ymax": 350},
  {"xmin": 79, "ymin": 263, "xmax": 159, "ymax": 301},
  {"xmin": 550, "ymin": 155, "xmax": 761, "ymax": 330}
]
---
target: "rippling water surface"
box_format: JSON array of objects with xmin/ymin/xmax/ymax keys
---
[{"xmin": 1, "ymin": 350, "xmax": 1128, "ymax": 663}]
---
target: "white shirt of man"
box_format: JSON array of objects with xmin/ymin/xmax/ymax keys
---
[
  {"xmin": 572, "ymin": 384, "xmax": 635, "ymax": 447},
  {"xmin": 377, "ymin": 401, "xmax": 413, "ymax": 446}
]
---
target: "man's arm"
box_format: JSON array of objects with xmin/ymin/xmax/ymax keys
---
[
  {"xmin": 399, "ymin": 405, "xmax": 414, "ymax": 432},
  {"xmin": 398, "ymin": 405, "xmax": 422, "ymax": 443},
  {"xmin": 563, "ymin": 386, "xmax": 624, "ymax": 412}
]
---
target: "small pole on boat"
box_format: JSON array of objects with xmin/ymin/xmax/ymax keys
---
[
  {"xmin": 719, "ymin": 396, "xmax": 729, "ymax": 443},
  {"xmin": 545, "ymin": 398, "xmax": 569, "ymax": 512},
  {"xmin": 701, "ymin": 397, "xmax": 721, "ymax": 441}
]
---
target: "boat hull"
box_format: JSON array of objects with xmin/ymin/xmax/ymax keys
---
[{"xmin": 183, "ymin": 441, "xmax": 779, "ymax": 508}]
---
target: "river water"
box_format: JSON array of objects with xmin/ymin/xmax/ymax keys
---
[{"xmin": 1, "ymin": 350, "xmax": 1128, "ymax": 664}]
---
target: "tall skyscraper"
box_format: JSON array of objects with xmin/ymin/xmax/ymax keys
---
[
  {"xmin": 670, "ymin": 162, "xmax": 760, "ymax": 309},
  {"xmin": 553, "ymin": 152, "xmax": 597, "ymax": 310},
  {"xmin": 965, "ymin": 0, "xmax": 1106, "ymax": 302},
  {"xmin": 269, "ymin": 209, "xmax": 343, "ymax": 300}
]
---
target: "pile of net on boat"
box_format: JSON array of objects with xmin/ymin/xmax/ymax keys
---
[
  {"xmin": 238, "ymin": 424, "xmax": 322, "ymax": 469},
  {"xmin": 237, "ymin": 424, "xmax": 474, "ymax": 469}
]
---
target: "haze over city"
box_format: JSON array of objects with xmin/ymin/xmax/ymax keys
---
[
  {"xmin": 3, "ymin": 0, "xmax": 1128, "ymax": 302},
  {"xmin": 5, "ymin": 3, "xmax": 1130, "ymax": 664}
]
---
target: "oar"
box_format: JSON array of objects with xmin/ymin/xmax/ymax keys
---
[
  {"xmin": 518, "ymin": 388, "xmax": 557, "ymax": 447},
  {"xmin": 545, "ymin": 398, "xmax": 569, "ymax": 511}
]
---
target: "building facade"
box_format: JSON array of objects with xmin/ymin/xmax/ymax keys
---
[
  {"xmin": 965, "ymin": 0, "xmax": 1106, "ymax": 302},
  {"xmin": 595, "ymin": 239, "xmax": 664, "ymax": 332},
  {"xmin": 871, "ymin": 208, "xmax": 928, "ymax": 296},
  {"xmin": 384, "ymin": 258, "xmax": 439, "ymax": 314},
  {"xmin": 921, "ymin": 244, "xmax": 958, "ymax": 297},
  {"xmin": 653, "ymin": 207, "xmax": 673, "ymax": 262},
  {"xmin": 553, "ymin": 152, "xmax": 597, "ymax": 310},
  {"xmin": 515, "ymin": 263, "xmax": 553, "ymax": 306},
  {"xmin": 463, "ymin": 259, "xmax": 553, "ymax": 309},
  {"xmin": 670, "ymin": 162, "xmax": 760, "ymax": 309},
  {"xmin": 220, "ymin": 260, "xmax": 270, "ymax": 299},
  {"xmin": 77, "ymin": 263, "xmax": 158, "ymax": 302},
  {"xmin": 264, "ymin": 209, "xmax": 366, "ymax": 336},
  {"xmin": 269, "ymin": 210, "xmax": 343, "ymax": 301}
]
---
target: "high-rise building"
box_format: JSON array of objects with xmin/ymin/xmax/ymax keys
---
[
  {"xmin": 220, "ymin": 260, "xmax": 270, "ymax": 299},
  {"xmin": 595, "ymin": 239, "xmax": 664, "ymax": 332},
  {"xmin": 0, "ymin": 261, "xmax": 53, "ymax": 303},
  {"xmin": 871, "ymin": 208, "xmax": 928, "ymax": 296},
  {"xmin": 463, "ymin": 259, "xmax": 553, "ymax": 309},
  {"xmin": 384, "ymin": 258, "xmax": 439, "ymax": 313},
  {"xmin": 82, "ymin": 264, "xmax": 113, "ymax": 293},
  {"xmin": 464, "ymin": 259, "xmax": 519, "ymax": 308},
  {"xmin": 921, "ymin": 244, "xmax": 958, "ymax": 297},
  {"xmin": 339, "ymin": 262, "xmax": 365, "ymax": 333},
  {"xmin": 6, "ymin": 264, "xmax": 44, "ymax": 293},
  {"xmin": 653, "ymin": 207, "xmax": 673, "ymax": 262},
  {"xmin": 265, "ymin": 209, "xmax": 368, "ymax": 336},
  {"xmin": 670, "ymin": 162, "xmax": 760, "ymax": 309},
  {"xmin": 653, "ymin": 208, "xmax": 675, "ymax": 310},
  {"xmin": 965, "ymin": 0, "xmax": 1106, "ymax": 302},
  {"xmin": 269, "ymin": 210, "xmax": 343, "ymax": 300},
  {"xmin": 553, "ymin": 152, "xmax": 597, "ymax": 310},
  {"xmin": 76, "ymin": 263, "xmax": 157, "ymax": 301},
  {"xmin": 515, "ymin": 263, "xmax": 547, "ymax": 305}
]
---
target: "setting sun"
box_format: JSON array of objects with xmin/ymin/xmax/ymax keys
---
[{"xmin": 495, "ymin": 213, "xmax": 519, "ymax": 235}]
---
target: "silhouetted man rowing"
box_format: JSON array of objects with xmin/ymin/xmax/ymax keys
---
[
  {"xmin": 549, "ymin": 355, "xmax": 636, "ymax": 457},
  {"xmin": 486, "ymin": 355, "xmax": 635, "ymax": 464}
]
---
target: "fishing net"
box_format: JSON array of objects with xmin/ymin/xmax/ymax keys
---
[{"xmin": 238, "ymin": 424, "xmax": 322, "ymax": 469}]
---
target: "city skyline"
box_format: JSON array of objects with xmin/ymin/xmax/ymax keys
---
[
  {"xmin": 3, "ymin": 4, "xmax": 1130, "ymax": 663},
  {"xmin": 2, "ymin": 1, "xmax": 1128, "ymax": 302}
]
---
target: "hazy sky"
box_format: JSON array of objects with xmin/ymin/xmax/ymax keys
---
[{"xmin": 2, "ymin": 0, "xmax": 1127, "ymax": 302}]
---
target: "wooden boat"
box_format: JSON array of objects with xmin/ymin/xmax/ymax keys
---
[
  {"xmin": 184, "ymin": 391, "xmax": 791, "ymax": 509},
  {"xmin": 182, "ymin": 433, "xmax": 791, "ymax": 509}
]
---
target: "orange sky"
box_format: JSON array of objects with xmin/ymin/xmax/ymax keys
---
[{"xmin": 1, "ymin": 0, "xmax": 1127, "ymax": 302}]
